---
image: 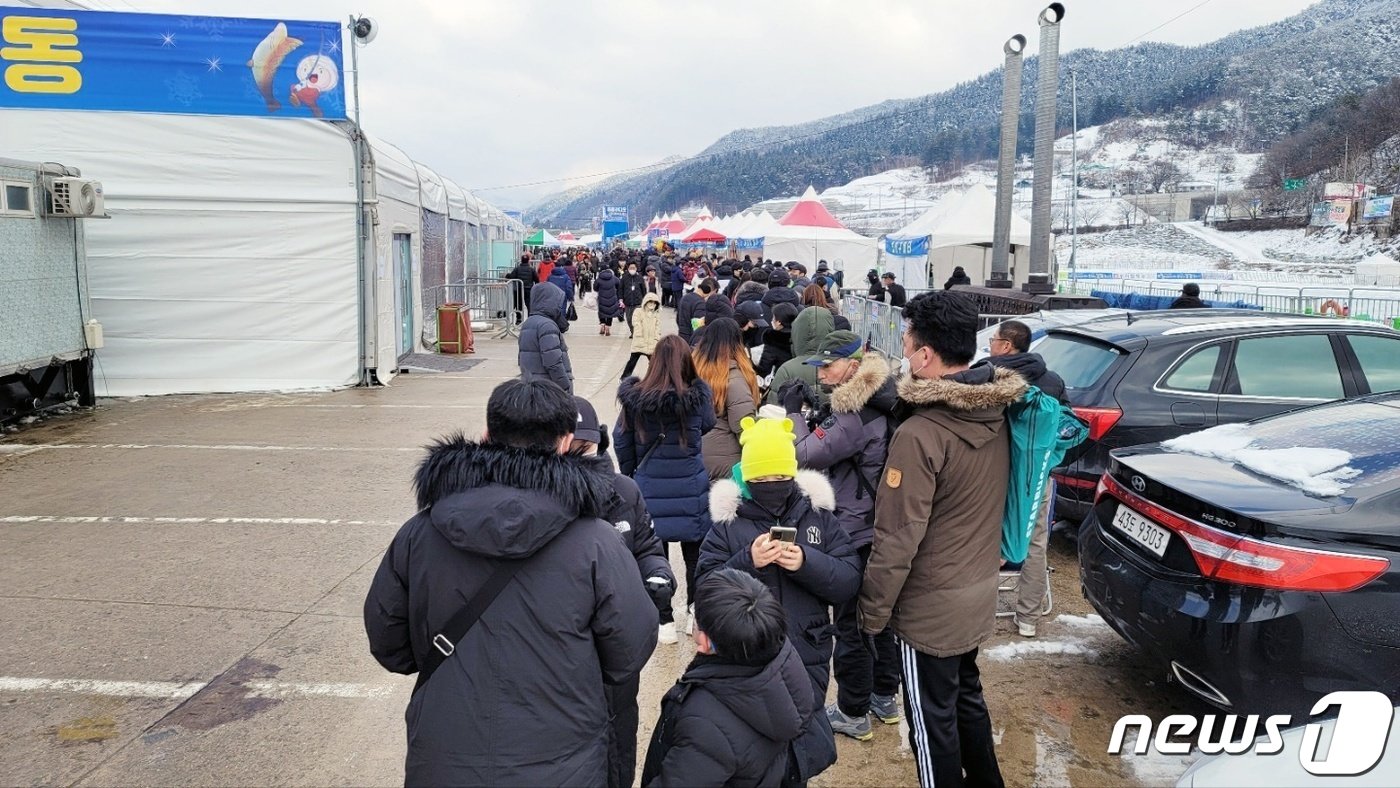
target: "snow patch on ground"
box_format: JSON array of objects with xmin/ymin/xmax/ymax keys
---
[
  {"xmin": 984, "ymin": 639, "xmax": 1098, "ymax": 661},
  {"xmin": 1118, "ymin": 731, "xmax": 1200, "ymax": 787},
  {"xmin": 1164, "ymin": 424, "xmax": 1360, "ymax": 497},
  {"xmin": 1055, "ymin": 613, "xmax": 1110, "ymax": 631}
]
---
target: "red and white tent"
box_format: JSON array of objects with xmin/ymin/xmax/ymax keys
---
[
  {"xmin": 660, "ymin": 212, "xmax": 687, "ymax": 237},
  {"xmin": 763, "ymin": 187, "xmax": 877, "ymax": 276}
]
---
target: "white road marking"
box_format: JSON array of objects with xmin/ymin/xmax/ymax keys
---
[
  {"xmin": 2, "ymin": 443, "xmax": 422, "ymax": 453},
  {"xmin": 0, "ymin": 676, "xmax": 396, "ymax": 700},
  {"xmin": 0, "ymin": 516, "xmax": 397, "ymax": 527}
]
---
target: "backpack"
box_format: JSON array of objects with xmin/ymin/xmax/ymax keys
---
[{"xmin": 1002, "ymin": 386, "xmax": 1088, "ymax": 563}]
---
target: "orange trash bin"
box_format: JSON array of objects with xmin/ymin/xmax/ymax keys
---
[{"xmin": 437, "ymin": 304, "xmax": 475, "ymax": 354}]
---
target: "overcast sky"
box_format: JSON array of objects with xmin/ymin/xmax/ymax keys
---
[{"xmin": 99, "ymin": 0, "xmax": 1316, "ymax": 208}]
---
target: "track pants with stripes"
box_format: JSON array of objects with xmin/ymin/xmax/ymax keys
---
[{"xmin": 899, "ymin": 641, "xmax": 1005, "ymax": 788}]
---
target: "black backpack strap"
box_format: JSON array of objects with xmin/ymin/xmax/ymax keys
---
[
  {"xmin": 414, "ymin": 559, "xmax": 523, "ymax": 693},
  {"xmin": 634, "ymin": 430, "xmax": 667, "ymax": 475}
]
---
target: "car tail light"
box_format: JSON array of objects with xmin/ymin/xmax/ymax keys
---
[
  {"xmin": 1073, "ymin": 407, "xmax": 1122, "ymax": 442},
  {"xmin": 1052, "ymin": 471, "xmax": 1097, "ymax": 490},
  {"xmin": 1099, "ymin": 473, "xmax": 1389, "ymax": 593}
]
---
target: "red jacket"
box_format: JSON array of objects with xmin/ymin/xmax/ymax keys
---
[{"xmin": 538, "ymin": 260, "xmax": 555, "ymax": 284}]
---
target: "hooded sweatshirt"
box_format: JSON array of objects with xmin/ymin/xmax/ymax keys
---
[
  {"xmin": 760, "ymin": 269, "xmax": 801, "ymax": 321},
  {"xmin": 641, "ymin": 640, "xmax": 814, "ymax": 788},
  {"xmin": 364, "ymin": 438, "xmax": 658, "ymax": 787},
  {"xmin": 764, "ymin": 306, "xmax": 835, "ymax": 406},
  {"xmin": 980, "ymin": 351, "xmax": 1069, "ymax": 405},
  {"xmin": 860, "ymin": 366, "xmax": 1028, "ymax": 658},
  {"xmin": 518, "ymin": 282, "xmax": 573, "ymax": 393},
  {"xmin": 631, "ymin": 292, "xmax": 663, "ymax": 354}
]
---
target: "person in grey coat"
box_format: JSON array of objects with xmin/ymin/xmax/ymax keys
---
[
  {"xmin": 518, "ymin": 282, "xmax": 573, "ymax": 393},
  {"xmin": 776, "ymin": 330, "xmax": 902, "ymax": 742}
]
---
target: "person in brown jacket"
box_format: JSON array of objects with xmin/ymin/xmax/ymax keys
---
[{"xmin": 860, "ymin": 291, "xmax": 1026, "ymax": 788}]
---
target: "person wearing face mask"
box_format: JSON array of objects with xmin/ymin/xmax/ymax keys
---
[
  {"xmin": 862, "ymin": 292, "xmax": 1027, "ymax": 788},
  {"xmin": 699, "ymin": 415, "xmax": 861, "ymax": 787},
  {"xmin": 621, "ymin": 263, "xmax": 647, "ymax": 338},
  {"xmin": 774, "ymin": 332, "xmax": 902, "ymax": 743}
]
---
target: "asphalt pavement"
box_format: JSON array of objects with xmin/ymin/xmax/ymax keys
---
[{"xmin": 0, "ymin": 302, "xmax": 1201, "ymax": 787}]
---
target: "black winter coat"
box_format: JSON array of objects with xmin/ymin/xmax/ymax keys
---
[
  {"xmin": 603, "ymin": 465, "xmax": 675, "ymax": 593},
  {"xmin": 364, "ymin": 438, "xmax": 658, "ymax": 788},
  {"xmin": 506, "ymin": 262, "xmax": 535, "ymax": 314},
  {"xmin": 690, "ymin": 295, "xmax": 736, "ymax": 347},
  {"xmin": 698, "ymin": 471, "xmax": 861, "ymax": 783},
  {"xmin": 755, "ymin": 327, "xmax": 794, "ymax": 378},
  {"xmin": 641, "ymin": 641, "xmax": 814, "ymax": 788},
  {"xmin": 621, "ymin": 272, "xmax": 647, "ymax": 307},
  {"xmin": 596, "ymin": 269, "xmax": 622, "ymax": 319},
  {"xmin": 734, "ymin": 281, "xmax": 767, "ymax": 310},
  {"xmin": 760, "ymin": 286, "xmax": 801, "ymax": 324},
  {"xmin": 1170, "ymin": 295, "xmax": 1208, "ymax": 309},
  {"xmin": 615, "ymin": 379, "xmax": 717, "ymax": 543},
  {"xmin": 980, "ymin": 351, "xmax": 1070, "ymax": 405},
  {"xmin": 549, "ymin": 268, "xmax": 575, "ymax": 303},
  {"xmin": 518, "ymin": 282, "xmax": 573, "ymax": 393},
  {"xmin": 676, "ymin": 291, "xmax": 704, "ymax": 342},
  {"xmin": 886, "ymin": 282, "xmax": 908, "ymax": 308}
]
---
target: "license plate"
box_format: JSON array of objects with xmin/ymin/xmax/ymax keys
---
[{"xmin": 1111, "ymin": 506, "xmax": 1171, "ymax": 558}]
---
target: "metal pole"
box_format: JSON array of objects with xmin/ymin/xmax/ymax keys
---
[
  {"xmin": 1069, "ymin": 66, "xmax": 1077, "ymax": 288},
  {"xmin": 349, "ymin": 15, "xmax": 362, "ymax": 128},
  {"xmin": 989, "ymin": 34, "xmax": 1027, "ymax": 288},
  {"xmin": 1027, "ymin": 3, "xmax": 1064, "ymax": 295}
]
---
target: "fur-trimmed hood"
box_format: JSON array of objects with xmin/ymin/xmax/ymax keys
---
[
  {"xmin": 897, "ymin": 365, "xmax": 1027, "ymax": 412},
  {"xmin": 414, "ymin": 434, "xmax": 617, "ymax": 559},
  {"xmin": 829, "ymin": 353, "xmax": 896, "ymax": 415},
  {"xmin": 618, "ymin": 377, "xmax": 712, "ymax": 419},
  {"xmin": 709, "ymin": 469, "xmax": 835, "ymax": 524}
]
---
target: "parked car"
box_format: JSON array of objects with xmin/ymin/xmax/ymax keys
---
[
  {"xmin": 973, "ymin": 308, "xmax": 1128, "ymax": 361},
  {"xmin": 1040, "ymin": 310, "xmax": 1400, "ymax": 527},
  {"xmin": 1081, "ymin": 392, "xmax": 1400, "ymax": 716}
]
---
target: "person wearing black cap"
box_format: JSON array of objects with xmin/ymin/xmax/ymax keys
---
[
  {"xmin": 734, "ymin": 300, "xmax": 770, "ymax": 350},
  {"xmin": 1170, "ymin": 282, "xmax": 1208, "ymax": 309},
  {"xmin": 866, "ymin": 269, "xmax": 885, "ymax": 302},
  {"xmin": 570, "ymin": 396, "xmax": 678, "ymax": 788},
  {"xmin": 881, "ymin": 272, "xmax": 907, "ymax": 308},
  {"xmin": 761, "ymin": 267, "xmax": 801, "ymax": 322}
]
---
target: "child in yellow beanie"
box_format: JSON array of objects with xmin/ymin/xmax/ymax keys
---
[{"xmin": 697, "ymin": 416, "xmax": 862, "ymax": 785}]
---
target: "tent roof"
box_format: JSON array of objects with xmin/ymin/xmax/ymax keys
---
[
  {"xmin": 734, "ymin": 210, "xmax": 781, "ymax": 240},
  {"xmin": 888, "ymin": 184, "xmax": 1031, "ymax": 249},
  {"xmin": 777, "ymin": 186, "xmax": 846, "ymax": 229},
  {"xmin": 682, "ymin": 226, "xmax": 726, "ymax": 243},
  {"xmin": 525, "ymin": 228, "xmax": 562, "ymax": 247}
]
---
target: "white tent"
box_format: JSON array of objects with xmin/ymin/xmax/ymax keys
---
[
  {"xmin": 884, "ymin": 184, "xmax": 1034, "ymax": 290},
  {"xmin": 733, "ymin": 211, "xmax": 781, "ymax": 254},
  {"xmin": 0, "ymin": 109, "xmax": 520, "ymax": 396},
  {"xmin": 762, "ymin": 187, "xmax": 877, "ymax": 279}
]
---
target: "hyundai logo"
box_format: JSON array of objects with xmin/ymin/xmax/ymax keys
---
[{"xmin": 1131, "ymin": 476, "xmax": 1147, "ymax": 493}]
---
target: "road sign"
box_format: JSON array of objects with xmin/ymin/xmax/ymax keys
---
[{"xmin": 1283, "ymin": 178, "xmax": 1307, "ymax": 191}]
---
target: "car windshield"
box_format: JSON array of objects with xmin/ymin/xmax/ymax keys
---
[{"xmin": 1036, "ymin": 334, "xmax": 1122, "ymax": 389}]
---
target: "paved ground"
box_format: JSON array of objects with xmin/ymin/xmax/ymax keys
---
[{"xmin": 0, "ymin": 305, "xmax": 1203, "ymax": 787}]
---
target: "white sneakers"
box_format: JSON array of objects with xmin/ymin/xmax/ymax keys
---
[
  {"xmin": 1016, "ymin": 617, "xmax": 1038, "ymax": 638},
  {"xmin": 658, "ymin": 622, "xmax": 678, "ymax": 645}
]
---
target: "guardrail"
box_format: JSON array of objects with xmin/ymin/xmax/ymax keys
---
[
  {"xmin": 425, "ymin": 279, "xmax": 523, "ymax": 344},
  {"xmin": 1062, "ymin": 279, "xmax": 1400, "ymax": 326}
]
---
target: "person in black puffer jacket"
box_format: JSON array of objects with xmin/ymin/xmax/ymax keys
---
[
  {"xmin": 518, "ymin": 282, "xmax": 573, "ymax": 393},
  {"xmin": 676, "ymin": 278, "xmax": 714, "ymax": 344},
  {"xmin": 364, "ymin": 380, "xmax": 657, "ymax": 788},
  {"xmin": 595, "ymin": 267, "xmax": 622, "ymax": 336},
  {"xmin": 620, "ymin": 262, "xmax": 647, "ymax": 337},
  {"xmin": 756, "ymin": 302, "xmax": 798, "ymax": 379},
  {"xmin": 642, "ymin": 569, "xmax": 814, "ymax": 788},
  {"xmin": 699, "ymin": 419, "xmax": 861, "ymax": 786},
  {"xmin": 689, "ymin": 291, "xmax": 736, "ymax": 347},
  {"xmin": 734, "ymin": 269, "xmax": 769, "ymax": 310},
  {"xmin": 505, "ymin": 254, "xmax": 535, "ymax": 324},
  {"xmin": 761, "ymin": 268, "xmax": 801, "ymax": 323}
]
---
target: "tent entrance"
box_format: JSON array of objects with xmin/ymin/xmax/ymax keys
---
[{"xmin": 393, "ymin": 233, "xmax": 414, "ymax": 357}]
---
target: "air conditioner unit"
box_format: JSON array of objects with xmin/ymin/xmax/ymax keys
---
[{"xmin": 49, "ymin": 177, "xmax": 105, "ymax": 218}]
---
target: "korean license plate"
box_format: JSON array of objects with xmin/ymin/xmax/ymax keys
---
[{"xmin": 1111, "ymin": 505, "xmax": 1171, "ymax": 558}]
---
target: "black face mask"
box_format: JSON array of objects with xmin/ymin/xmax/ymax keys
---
[{"xmin": 747, "ymin": 479, "xmax": 796, "ymax": 516}]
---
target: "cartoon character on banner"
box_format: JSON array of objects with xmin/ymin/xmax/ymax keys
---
[
  {"xmin": 289, "ymin": 55, "xmax": 339, "ymax": 118},
  {"xmin": 248, "ymin": 23, "xmax": 340, "ymax": 117}
]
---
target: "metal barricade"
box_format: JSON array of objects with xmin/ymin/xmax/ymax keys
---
[
  {"xmin": 1064, "ymin": 278, "xmax": 1400, "ymax": 326},
  {"xmin": 426, "ymin": 278, "xmax": 523, "ymax": 343},
  {"xmin": 843, "ymin": 295, "xmax": 904, "ymax": 359}
]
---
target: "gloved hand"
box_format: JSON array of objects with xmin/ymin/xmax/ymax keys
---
[
  {"xmin": 645, "ymin": 576, "xmax": 674, "ymax": 607},
  {"xmin": 778, "ymin": 380, "xmax": 809, "ymax": 415}
]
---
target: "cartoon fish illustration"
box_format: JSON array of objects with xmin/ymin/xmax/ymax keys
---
[{"xmin": 247, "ymin": 23, "xmax": 302, "ymax": 112}]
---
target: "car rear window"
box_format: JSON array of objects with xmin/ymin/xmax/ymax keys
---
[
  {"xmin": 1347, "ymin": 334, "xmax": 1400, "ymax": 394},
  {"xmin": 1036, "ymin": 334, "xmax": 1122, "ymax": 389}
]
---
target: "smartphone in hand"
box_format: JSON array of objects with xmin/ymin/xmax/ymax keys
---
[{"xmin": 769, "ymin": 525, "xmax": 797, "ymax": 544}]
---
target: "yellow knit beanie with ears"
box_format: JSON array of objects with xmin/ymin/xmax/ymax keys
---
[{"xmin": 738, "ymin": 415, "xmax": 798, "ymax": 482}]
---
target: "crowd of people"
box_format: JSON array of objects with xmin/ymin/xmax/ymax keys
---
[{"xmin": 366, "ymin": 243, "xmax": 1074, "ymax": 788}]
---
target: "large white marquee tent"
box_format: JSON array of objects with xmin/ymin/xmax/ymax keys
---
[
  {"xmin": 760, "ymin": 187, "xmax": 878, "ymax": 280},
  {"xmin": 884, "ymin": 184, "xmax": 1034, "ymax": 290},
  {"xmin": 0, "ymin": 111, "xmax": 523, "ymax": 396}
]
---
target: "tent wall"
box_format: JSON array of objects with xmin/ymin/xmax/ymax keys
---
[
  {"xmin": 0, "ymin": 110, "xmax": 360, "ymax": 396},
  {"xmin": 367, "ymin": 138, "xmax": 422, "ymax": 382}
]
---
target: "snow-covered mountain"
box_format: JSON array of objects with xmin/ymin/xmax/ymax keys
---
[{"xmin": 530, "ymin": 0, "xmax": 1400, "ymax": 226}]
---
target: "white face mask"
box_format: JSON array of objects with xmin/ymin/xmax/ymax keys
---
[{"xmin": 899, "ymin": 356, "xmax": 911, "ymax": 377}]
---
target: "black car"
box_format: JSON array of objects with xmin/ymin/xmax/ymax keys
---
[
  {"xmin": 1038, "ymin": 310, "xmax": 1400, "ymax": 527},
  {"xmin": 1081, "ymin": 393, "xmax": 1400, "ymax": 715}
]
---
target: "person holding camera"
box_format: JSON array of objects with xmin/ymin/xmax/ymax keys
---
[
  {"xmin": 569, "ymin": 397, "xmax": 676, "ymax": 788},
  {"xmin": 698, "ymin": 415, "xmax": 861, "ymax": 786}
]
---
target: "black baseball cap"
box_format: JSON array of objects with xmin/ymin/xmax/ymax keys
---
[
  {"xmin": 573, "ymin": 396, "xmax": 602, "ymax": 445},
  {"xmin": 735, "ymin": 301, "xmax": 769, "ymax": 329}
]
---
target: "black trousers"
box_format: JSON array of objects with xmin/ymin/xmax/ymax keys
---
[
  {"xmin": 657, "ymin": 542, "xmax": 674, "ymax": 625},
  {"xmin": 900, "ymin": 643, "xmax": 1004, "ymax": 788},
  {"xmin": 680, "ymin": 540, "xmax": 701, "ymax": 608},
  {"xmin": 625, "ymin": 304, "xmax": 638, "ymax": 334},
  {"xmin": 605, "ymin": 674, "xmax": 641, "ymax": 788},
  {"xmin": 621, "ymin": 352, "xmax": 650, "ymax": 380},
  {"xmin": 834, "ymin": 544, "xmax": 901, "ymax": 716}
]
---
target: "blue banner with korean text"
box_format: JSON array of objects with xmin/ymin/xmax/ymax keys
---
[
  {"xmin": 884, "ymin": 236, "xmax": 929, "ymax": 257},
  {"xmin": 0, "ymin": 7, "xmax": 345, "ymax": 119}
]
